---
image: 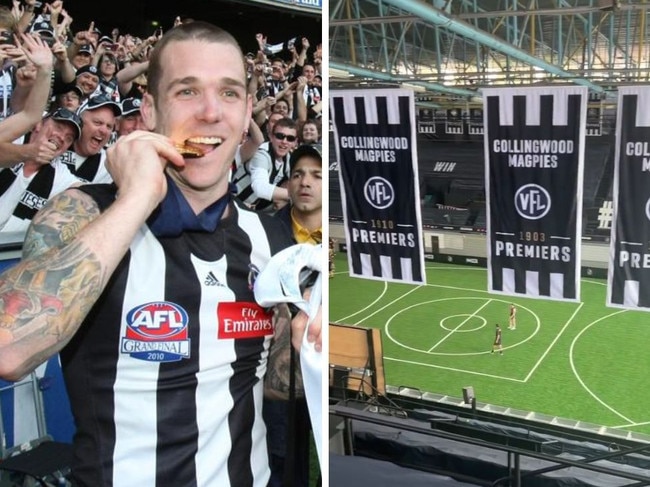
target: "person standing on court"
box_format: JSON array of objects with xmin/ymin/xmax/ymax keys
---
[
  {"xmin": 509, "ymin": 303, "xmax": 517, "ymax": 330},
  {"xmin": 0, "ymin": 21, "xmax": 321, "ymax": 487},
  {"xmin": 492, "ymin": 324, "xmax": 503, "ymax": 355}
]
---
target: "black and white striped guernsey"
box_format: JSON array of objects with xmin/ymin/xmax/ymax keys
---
[{"xmin": 61, "ymin": 184, "xmax": 293, "ymax": 487}]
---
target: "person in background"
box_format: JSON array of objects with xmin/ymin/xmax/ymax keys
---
[
  {"xmin": 0, "ymin": 32, "xmax": 68, "ymax": 160},
  {"xmin": 0, "ymin": 107, "xmax": 82, "ymax": 233},
  {"xmin": 300, "ymin": 119, "xmax": 320, "ymax": 145},
  {"xmin": 491, "ymin": 324, "xmax": 503, "ymax": 355},
  {"xmin": 508, "ymin": 303, "xmax": 517, "ymax": 330},
  {"xmin": 277, "ymin": 144, "xmax": 322, "ymax": 244},
  {"xmin": 233, "ymin": 117, "xmax": 297, "ymax": 212},
  {"xmin": 53, "ymin": 94, "xmax": 121, "ymax": 183},
  {"xmin": 73, "ymin": 64, "xmax": 100, "ymax": 101},
  {"xmin": 265, "ymin": 143, "xmax": 322, "ymax": 487},
  {"xmin": 115, "ymin": 96, "xmax": 145, "ymax": 137},
  {"xmin": 51, "ymin": 84, "xmax": 83, "ymax": 112}
]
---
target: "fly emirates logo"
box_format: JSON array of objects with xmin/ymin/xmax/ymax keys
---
[{"xmin": 218, "ymin": 302, "xmax": 274, "ymax": 340}]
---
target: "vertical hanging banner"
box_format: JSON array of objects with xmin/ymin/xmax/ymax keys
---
[
  {"xmin": 483, "ymin": 86, "xmax": 587, "ymax": 301},
  {"xmin": 608, "ymin": 86, "xmax": 650, "ymax": 310},
  {"xmin": 331, "ymin": 89, "xmax": 426, "ymax": 284}
]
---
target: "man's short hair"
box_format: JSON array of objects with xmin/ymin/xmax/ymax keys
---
[
  {"xmin": 275, "ymin": 98, "xmax": 289, "ymax": 107},
  {"xmin": 290, "ymin": 144, "xmax": 321, "ymax": 174},
  {"xmin": 147, "ymin": 22, "xmax": 245, "ymax": 99},
  {"xmin": 273, "ymin": 117, "xmax": 297, "ymax": 133}
]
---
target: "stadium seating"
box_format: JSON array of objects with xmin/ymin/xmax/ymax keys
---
[
  {"xmin": 330, "ymin": 453, "xmax": 481, "ymax": 486},
  {"xmin": 330, "ymin": 398, "xmax": 650, "ymax": 487}
]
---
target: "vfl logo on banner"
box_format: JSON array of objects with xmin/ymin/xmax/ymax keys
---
[
  {"xmin": 121, "ymin": 301, "xmax": 190, "ymax": 362},
  {"xmin": 331, "ymin": 88, "xmax": 426, "ymax": 285},
  {"xmin": 608, "ymin": 86, "xmax": 650, "ymax": 310},
  {"xmin": 515, "ymin": 184, "xmax": 551, "ymax": 219},
  {"xmin": 484, "ymin": 86, "xmax": 586, "ymax": 302},
  {"xmin": 365, "ymin": 177, "xmax": 394, "ymax": 209}
]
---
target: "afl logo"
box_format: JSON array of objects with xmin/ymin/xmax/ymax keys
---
[
  {"xmin": 364, "ymin": 176, "xmax": 394, "ymax": 209},
  {"xmin": 126, "ymin": 301, "xmax": 189, "ymax": 339},
  {"xmin": 514, "ymin": 184, "xmax": 551, "ymax": 220}
]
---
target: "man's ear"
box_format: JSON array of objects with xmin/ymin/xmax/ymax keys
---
[{"xmin": 140, "ymin": 93, "xmax": 156, "ymax": 131}]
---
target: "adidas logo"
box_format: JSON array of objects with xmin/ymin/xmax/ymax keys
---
[{"xmin": 204, "ymin": 271, "xmax": 224, "ymax": 287}]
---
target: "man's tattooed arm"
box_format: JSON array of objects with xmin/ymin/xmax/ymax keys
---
[
  {"xmin": 265, "ymin": 304, "xmax": 304, "ymax": 400},
  {"xmin": 0, "ymin": 189, "xmax": 105, "ymax": 381}
]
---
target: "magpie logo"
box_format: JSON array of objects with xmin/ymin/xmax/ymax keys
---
[{"xmin": 205, "ymin": 271, "xmax": 224, "ymax": 287}]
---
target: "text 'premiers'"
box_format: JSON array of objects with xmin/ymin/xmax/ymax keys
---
[
  {"xmin": 495, "ymin": 239, "xmax": 571, "ymax": 262},
  {"xmin": 493, "ymin": 139, "xmax": 574, "ymax": 169},
  {"xmin": 352, "ymin": 227, "xmax": 416, "ymax": 248},
  {"xmin": 619, "ymin": 250, "xmax": 650, "ymax": 268},
  {"xmin": 340, "ymin": 136, "xmax": 410, "ymax": 163}
]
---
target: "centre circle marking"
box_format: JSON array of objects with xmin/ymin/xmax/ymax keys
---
[{"xmin": 440, "ymin": 314, "xmax": 487, "ymax": 333}]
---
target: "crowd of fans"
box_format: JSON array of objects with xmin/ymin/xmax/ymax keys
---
[
  {"xmin": 0, "ymin": 1, "xmax": 323, "ymax": 486},
  {"xmin": 0, "ymin": 0, "xmax": 323, "ymax": 235}
]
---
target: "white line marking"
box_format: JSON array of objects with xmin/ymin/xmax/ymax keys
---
[
  {"xmin": 334, "ymin": 264, "xmax": 641, "ymax": 426},
  {"xmin": 334, "ymin": 280, "xmax": 389, "ymax": 323},
  {"xmin": 611, "ymin": 420, "xmax": 650, "ymax": 429},
  {"xmin": 346, "ymin": 285, "xmax": 424, "ymax": 326},
  {"xmin": 428, "ymin": 299, "xmax": 493, "ymax": 352},
  {"xmin": 569, "ymin": 309, "xmax": 634, "ymax": 424},
  {"xmin": 523, "ymin": 301, "xmax": 583, "ymax": 382},
  {"xmin": 385, "ymin": 356, "xmax": 526, "ymax": 382}
]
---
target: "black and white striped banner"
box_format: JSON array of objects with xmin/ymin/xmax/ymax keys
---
[
  {"xmin": 483, "ymin": 86, "xmax": 587, "ymax": 302},
  {"xmin": 608, "ymin": 86, "xmax": 650, "ymax": 310},
  {"xmin": 330, "ymin": 89, "xmax": 426, "ymax": 284}
]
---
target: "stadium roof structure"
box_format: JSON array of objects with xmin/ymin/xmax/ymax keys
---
[{"xmin": 329, "ymin": 0, "xmax": 650, "ymax": 105}]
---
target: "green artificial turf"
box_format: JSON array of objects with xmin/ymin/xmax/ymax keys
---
[{"xmin": 329, "ymin": 255, "xmax": 650, "ymax": 436}]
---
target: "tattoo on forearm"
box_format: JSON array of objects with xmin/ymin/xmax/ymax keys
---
[
  {"xmin": 265, "ymin": 304, "xmax": 304, "ymax": 399},
  {"xmin": 0, "ymin": 190, "xmax": 104, "ymax": 367}
]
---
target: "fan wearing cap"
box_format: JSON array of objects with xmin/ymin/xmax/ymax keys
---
[
  {"xmin": 264, "ymin": 143, "xmax": 322, "ymax": 487},
  {"xmin": 29, "ymin": 19, "xmax": 55, "ymax": 46},
  {"xmin": 0, "ymin": 108, "xmax": 82, "ymax": 233},
  {"xmin": 72, "ymin": 44, "xmax": 94, "ymax": 69},
  {"xmin": 66, "ymin": 21, "xmax": 100, "ymax": 69},
  {"xmin": 80, "ymin": 34, "xmax": 152, "ymax": 105},
  {"xmin": 74, "ymin": 64, "xmax": 100, "ymax": 100},
  {"xmin": 52, "ymin": 94, "xmax": 121, "ymax": 183},
  {"xmin": 52, "ymin": 84, "xmax": 83, "ymax": 112},
  {"xmin": 115, "ymin": 97, "xmax": 145, "ymax": 137},
  {"xmin": 233, "ymin": 116, "xmax": 297, "ymax": 212}
]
